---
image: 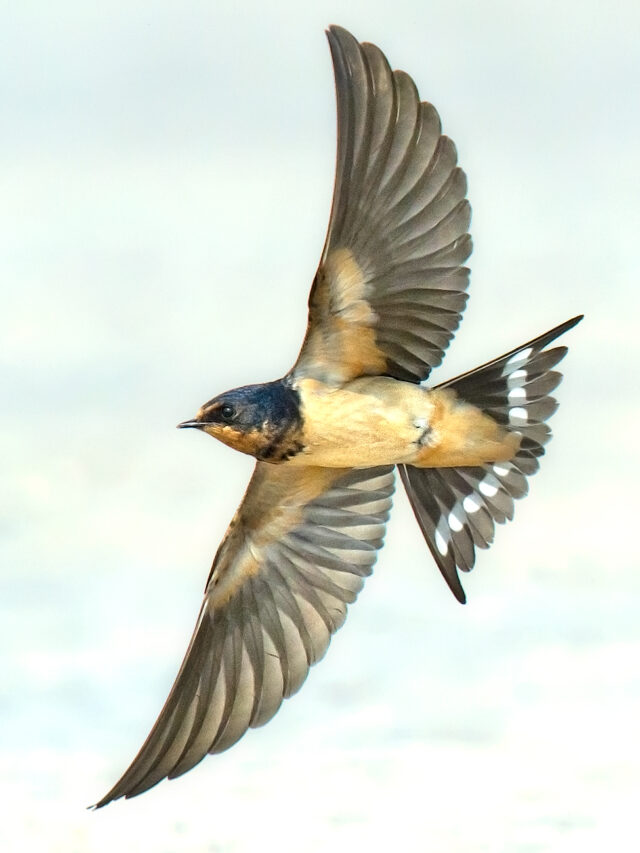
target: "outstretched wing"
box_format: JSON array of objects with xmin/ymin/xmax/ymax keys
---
[
  {"xmin": 293, "ymin": 25, "xmax": 471, "ymax": 385},
  {"xmin": 94, "ymin": 463, "xmax": 395, "ymax": 806}
]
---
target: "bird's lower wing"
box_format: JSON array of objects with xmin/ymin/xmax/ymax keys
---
[
  {"xmin": 94, "ymin": 462, "xmax": 395, "ymax": 807},
  {"xmin": 292, "ymin": 25, "xmax": 471, "ymax": 386}
]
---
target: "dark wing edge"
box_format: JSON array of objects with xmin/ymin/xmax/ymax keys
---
[
  {"xmin": 93, "ymin": 463, "xmax": 395, "ymax": 807},
  {"xmin": 293, "ymin": 25, "xmax": 471, "ymax": 385},
  {"xmin": 400, "ymin": 316, "xmax": 583, "ymax": 603}
]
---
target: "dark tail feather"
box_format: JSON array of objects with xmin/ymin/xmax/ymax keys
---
[{"xmin": 400, "ymin": 315, "xmax": 583, "ymax": 603}]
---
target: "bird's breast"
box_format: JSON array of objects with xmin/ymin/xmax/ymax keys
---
[{"xmin": 292, "ymin": 376, "xmax": 434, "ymax": 467}]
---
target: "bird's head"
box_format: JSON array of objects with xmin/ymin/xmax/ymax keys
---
[{"xmin": 178, "ymin": 379, "xmax": 304, "ymax": 462}]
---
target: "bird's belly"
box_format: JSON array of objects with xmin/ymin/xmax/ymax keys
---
[
  {"xmin": 292, "ymin": 376, "xmax": 433, "ymax": 468},
  {"xmin": 290, "ymin": 375, "xmax": 520, "ymax": 469}
]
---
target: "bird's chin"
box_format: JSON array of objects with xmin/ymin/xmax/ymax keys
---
[{"xmin": 201, "ymin": 423, "xmax": 265, "ymax": 458}]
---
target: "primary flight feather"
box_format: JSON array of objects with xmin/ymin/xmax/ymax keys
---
[{"xmin": 94, "ymin": 25, "xmax": 581, "ymax": 807}]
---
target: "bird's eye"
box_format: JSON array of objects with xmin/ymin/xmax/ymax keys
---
[{"xmin": 220, "ymin": 404, "xmax": 236, "ymax": 422}]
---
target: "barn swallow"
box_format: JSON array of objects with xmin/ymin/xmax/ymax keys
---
[{"xmin": 94, "ymin": 25, "xmax": 582, "ymax": 807}]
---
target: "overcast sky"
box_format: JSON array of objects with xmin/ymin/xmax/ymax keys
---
[{"xmin": 2, "ymin": 2, "xmax": 639, "ymax": 851}]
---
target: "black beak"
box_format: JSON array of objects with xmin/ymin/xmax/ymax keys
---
[{"xmin": 177, "ymin": 419, "xmax": 204, "ymax": 430}]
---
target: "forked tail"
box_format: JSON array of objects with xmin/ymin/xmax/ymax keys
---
[{"xmin": 399, "ymin": 315, "xmax": 583, "ymax": 603}]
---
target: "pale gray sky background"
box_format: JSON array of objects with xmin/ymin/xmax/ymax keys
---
[{"xmin": 2, "ymin": 1, "xmax": 639, "ymax": 851}]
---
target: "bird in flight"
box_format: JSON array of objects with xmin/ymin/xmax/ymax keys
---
[{"xmin": 94, "ymin": 25, "xmax": 581, "ymax": 807}]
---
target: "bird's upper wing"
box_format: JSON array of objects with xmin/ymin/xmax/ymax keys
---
[
  {"xmin": 292, "ymin": 25, "xmax": 471, "ymax": 385},
  {"xmin": 95, "ymin": 462, "xmax": 394, "ymax": 806}
]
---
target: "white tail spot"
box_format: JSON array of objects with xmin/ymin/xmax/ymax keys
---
[
  {"xmin": 493, "ymin": 464, "xmax": 510, "ymax": 477},
  {"xmin": 463, "ymin": 495, "xmax": 482, "ymax": 513},
  {"xmin": 508, "ymin": 387, "xmax": 527, "ymax": 402},
  {"xmin": 506, "ymin": 347, "xmax": 533, "ymax": 369},
  {"xmin": 508, "ymin": 368, "xmax": 528, "ymax": 383},
  {"xmin": 509, "ymin": 407, "xmax": 528, "ymax": 425},
  {"xmin": 435, "ymin": 527, "xmax": 449, "ymax": 556},
  {"xmin": 479, "ymin": 477, "xmax": 500, "ymax": 497},
  {"xmin": 448, "ymin": 509, "xmax": 464, "ymax": 532}
]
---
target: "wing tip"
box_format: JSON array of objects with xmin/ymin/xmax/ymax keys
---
[
  {"xmin": 325, "ymin": 24, "xmax": 354, "ymax": 50},
  {"xmin": 90, "ymin": 781, "xmax": 137, "ymax": 810},
  {"xmin": 89, "ymin": 792, "xmax": 115, "ymax": 811}
]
